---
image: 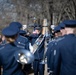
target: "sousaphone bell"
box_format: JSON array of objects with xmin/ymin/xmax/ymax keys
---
[{"xmin": 14, "ymin": 49, "xmax": 34, "ymax": 64}]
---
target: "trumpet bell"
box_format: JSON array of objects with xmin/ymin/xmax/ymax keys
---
[{"xmin": 14, "ymin": 49, "xmax": 34, "ymax": 64}]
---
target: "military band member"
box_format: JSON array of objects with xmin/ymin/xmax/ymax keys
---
[
  {"xmin": 9, "ymin": 22, "xmax": 31, "ymax": 74},
  {"xmin": 9, "ymin": 22, "xmax": 29, "ymax": 49},
  {"xmin": 29, "ymin": 27, "xmax": 45, "ymax": 75},
  {"xmin": 47, "ymin": 22, "xmax": 67, "ymax": 75},
  {"xmin": 46, "ymin": 25, "xmax": 61, "ymax": 75},
  {"xmin": 54, "ymin": 20, "xmax": 76, "ymax": 75},
  {"xmin": 0, "ymin": 26, "xmax": 25, "ymax": 75}
]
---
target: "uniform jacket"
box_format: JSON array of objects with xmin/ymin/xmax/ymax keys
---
[
  {"xmin": 54, "ymin": 34, "xmax": 76, "ymax": 75},
  {"xmin": 0, "ymin": 43, "xmax": 24, "ymax": 75},
  {"xmin": 15, "ymin": 35, "xmax": 29, "ymax": 50},
  {"xmin": 29, "ymin": 33, "xmax": 44, "ymax": 60},
  {"xmin": 47, "ymin": 36, "xmax": 65, "ymax": 75},
  {"xmin": 46, "ymin": 39, "xmax": 56, "ymax": 73}
]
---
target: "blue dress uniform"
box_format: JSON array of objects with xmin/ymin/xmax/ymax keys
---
[
  {"xmin": 46, "ymin": 25, "xmax": 66, "ymax": 75},
  {"xmin": 46, "ymin": 26, "xmax": 60, "ymax": 74},
  {"xmin": 30, "ymin": 27, "xmax": 44, "ymax": 75},
  {"xmin": 9, "ymin": 22, "xmax": 29, "ymax": 50},
  {"xmin": 15, "ymin": 34, "xmax": 29, "ymax": 49},
  {"xmin": 9, "ymin": 22, "xmax": 30, "ymax": 74},
  {"xmin": 54, "ymin": 20, "xmax": 76, "ymax": 75},
  {"xmin": 15, "ymin": 32, "xmax": 31, "ymax": 74},
  {"xmin": 0, "ymin": 26, "xmax": 25, "ymax": 75},
  {"xmin": 46, "ymin": 39, "xmax": 56, "ymax": 74}
]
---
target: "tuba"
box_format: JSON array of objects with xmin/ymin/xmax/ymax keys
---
[{"xmin": 14, "ymin": 49, "xmax": 34, "ymax": 65}]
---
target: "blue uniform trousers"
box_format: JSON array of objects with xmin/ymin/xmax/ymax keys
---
[{"xmin": 33, "ymin": 60, "xmax": 44, "ymax": 75}]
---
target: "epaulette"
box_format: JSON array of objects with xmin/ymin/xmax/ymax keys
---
[
  {"xmin": 17, "ymin": 45, "xmax": 25, "ymax": 49},
  {"xmin": 0, "ymin": 46, "xmax": 4, "ymax": 50},
  {"xmin": 0, "ymin": 45, "xmax": 5, "ymax": 50},
  {"xmin": 56, "ymin": 36, "xmax": 65, "ymax": 42},
  {"xmin": 48, "ymin": 39, "xmax": 56, "ymax": 44},
  {"xmin": 18, "ymin": 42, "xmax": 25, "ymax": 46}
]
